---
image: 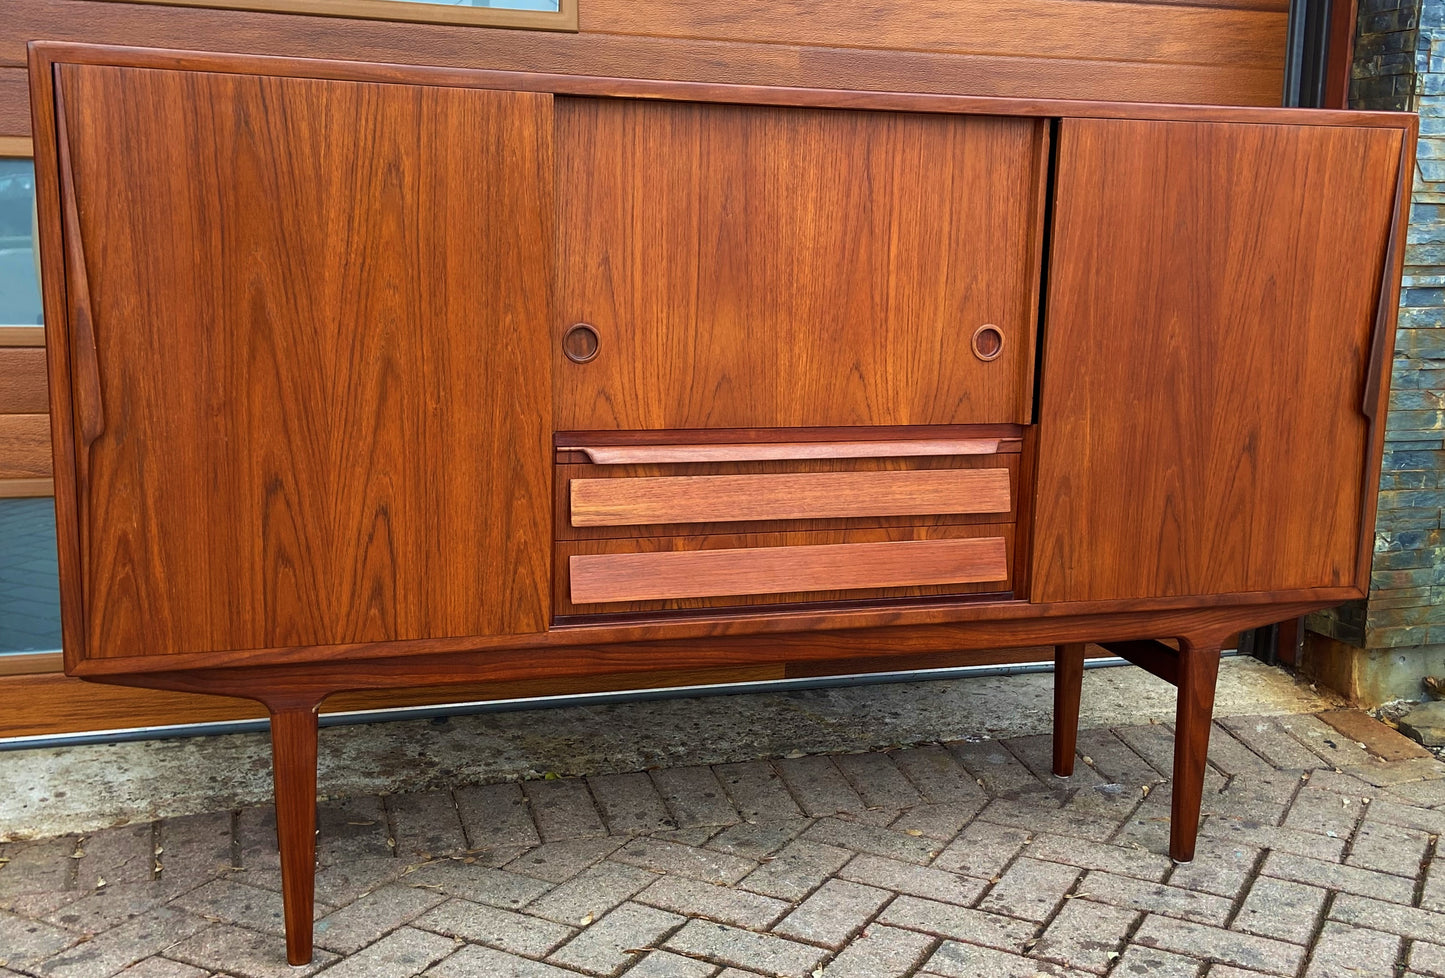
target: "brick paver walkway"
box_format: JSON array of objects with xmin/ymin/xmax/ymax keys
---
[{"xmin": 2, "ymin": 711, "xmax": 1444, "ymax": 978}]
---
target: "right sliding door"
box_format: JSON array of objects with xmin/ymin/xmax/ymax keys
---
[{"xmin": 1031, "ymin": 118, "xmax": 1403, "ymax": 603}]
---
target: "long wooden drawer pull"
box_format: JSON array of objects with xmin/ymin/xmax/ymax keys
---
[
  {"xmin": 572, "ymin": 468, "xmax": 1011, "ymax": 527},
  {"xmin": 574, "ymin": 438, "xmax": 1017, "ymax": 464},
  {"xmin": 570, "ymin": 537, "xmax": 1008, "ymax": 604}
]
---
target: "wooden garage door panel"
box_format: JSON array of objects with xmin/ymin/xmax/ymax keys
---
[
  {"xmin": 1031, "ymin": 118, "xmax": 1402, "ymax": 603},
  {"xmin": 57, "ymin": 63, "xmax": 554, "ymax": 659}
]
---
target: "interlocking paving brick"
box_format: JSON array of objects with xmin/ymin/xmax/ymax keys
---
[
  {"xmin": 314, "ymin": 856, "xmax": 411, "ymax": 907},
  {"xmin": 1132, "ymin": 914, "xmax": 1305, "ymax": 976},
  {"xmin": 772, "ymin": 878, "xmax": 890, "ymax": 947},
  {"xmin": 1164, "ymin": 836, "xmax": 1262, "ymax": 901},
  {"xmin": 1007, "ymin": 732, "xmax": 1106, "ymax": 788},
  {"xmin": 1112, "ymin": 725, "xmax": 1196, "ymax": 780},
  {"xmin": 40, "ymin": 879, "xmax": 174, "ymax": 936},
  {"xmin": 649, "ymin": 766, "xmax": 739, "ymax": 829},
  {"xmin": 1025, "ymin": 833, "xmax": 1171, "ymax": 882},
  {"xmin": 1075, "ymin": 728, "xmax": 1164, "ymax": 788},
  {"xmin": 840, "ymin": 852, "xmax": 986, "ymax": 905},
  {"xmin": 1303, "ymin": 920, "xmax": 1402, "ymax": 978},
  {"xmin": 400, "ymin": 861, "xmax": 551, "ymax": 921},
  {"xmin": 166, "ymin": 922, "xmax": 339, "ymax": 978},
  {"xmin": 586, "ymin": 773, "xmax": 674, "ymax": 836},
  {"xmin": 313, "ymin": 882, "xmax": 446, "ymax": 954},
  {"xmin": 930, "ymin": 820, "xmax": 1031, "ymax": 879},
  {"xmin": 1203, "ymin": 770, "xmax": 1299, "ymax": 825},
  {"xmin": 1218, "ymin": 716, "xmax": 1326, "ymax": 771},
  {"xmin": 316, "ymin": 796, "xmax": 392, "ymax": 865},
  {"xmin": 621, "ymin": 949, "xmax": 715, "ymax": 977},
  {"xmin": 1351, "ymin": 758, "xmax": 1445, "ymax": 788},
  {"xmin": 1364, "ymin": 799, "xmax": 1445, "ymax": 836},
  {"xmin": 1287, "ymin": 715, "xmax": 1377, "ymax": 770},
  {"xmin": 418, "ymin": 897, "xmax": 576, "ymax": 957},
  {"xmin": 802, "ymin": 817, "xmax": 939, "ymax": 864},
  {"xmin": 0, "ymin": 837, "xmax": 79, "ymax": 899},
  {"xmin": 819, "ymin": 923, "xmax": 933, "ymax": 977},
  {"xmin": 613, "ymin": 837, "xmax": 756, "ymax": 885},
  {"xmin": 1032, "ymin": 896, "xmax": 1136, "ymax": 974},
  {"xmin": 172, "ymin": 877, "xmax": 334, "ymax": 937},
  {"xmin": 1199, "ymin": 816, "xmax": 1347, "ymax": 861},
  {"xmin": 1409, "ymin": 940, "xmax": 1445, "ymax": 978},
  {"xmin": 977, "ymin": 797, "xmax": 1115, "ymax": 842},
  {"xmin": 775, "ymin": 756, "xmax": 868, "ymax": 817},
  {"xmin": 548, "ymin": 901, "xmax": 683, "ymax": 975},
  {"xmin": 1281, "ymin": 785, "xmax": 1366, "ymax": 840},
  {"xmin": 1347, "ymin": 819, "xmax": 1433, "ymax": 879},
  {"xmin": 34, "ymin": 908, "xmax": 212, "ymax": 978},
  {"xmin": 1202, "ymin": 722, "xmax": 1282, "ymax": 777},
  {"xmin": 155, "ymin": 811, "xmax": 234, "ymax": 884},
  {"xmin": 1261, "ymin": 849, "xmax": 1416, "ymax": 904},
  {"xmin": 1329, "ymin": 893, "xmax": 1445, "ymax": 942},
  {"xmin": 522, "ymin": 779, "xmax": 608, "ymax": 843},
  {"xmin": 1423, "ymin": 854, "xmax": 1445, "ymax": 914},
  {"xmin": 832, "ymin": 751, "xmax": 923, "ymax": 811},
  {"xmin": 423, "ymin": 943, "xmax": 580, "ymax": 977},
  {"xmin": 387, "ymin": 791, "xmax": 468, "ymax": 858},
  {"xmin": 890, "ymin": 745, "xmax": 990, "ymax": 806},
  {"xmin": 1231, "ymin": 877, "xmax": 1327, "ymax": 945},
  {"xmin": 736, "ymin": 839, "xmax": 851, "ymax": 901},
  {"xmin": 890, "ymin": 802, "xmax": 983, "ymax": 841},
  {"xmin": 113, "ymin": 958, "xmax": 209, "ymax": 977},
  {"xmin": 454, "ymin": 783, "xmax": 542, "ymax": 849},
  {"xmin": 522, "ymin": 860, "xmax": 655, "ymax": 925},
  {"xmin": 665, "ymin": 919, "xmax": 827, "ymax": 976},
  {"xmin": 1107, "ymin": 945, "xmax": 1203, "ymax": 977},
  {"xmin": 1385, "ymin": 777, "xmax": 1445, "ymax": 809},
  {"xmin": 705, "ymin": 819, "xmax": 809, "ymax": 860},
  {"xmin": 635, "ymin": 875, "xmax": 787, "ymax": 929},
  {"xmin": 712, "ymin": 762, "xmax": 805, "ymax": 823},
  {"xmin": 877, "ymin": 895, "xmax": 1035, "ymax": 951},
  {"xmin": 76, "ymin": 824, "xmax": 155, "ymax": 890},
  {"xmin": 506, "ymin": 838, "xmax": 625, "ymax": 883},
  {"xmin": 921, "ymin": 940, "xmax": 1069, "ymax": 978},
  {"xmin": 976, "ymin": 855, "xmax": 1080, "ymax": 923},
  {"xmin": 1076, "ymin": 871, "xmax": 1232, "ymax": 926},
  {"xmin": 948, "ymin": 740, "xmax": 1043, "ymax": 796},
  {"xmin": 318, "ymin": 925, "xmax": 457, "ymax": 978},
  {"xmin": 0, "ymin": 907, "xmax": 77, "ymax": 965}
]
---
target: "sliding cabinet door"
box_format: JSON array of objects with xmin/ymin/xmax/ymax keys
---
[
  {"xmin": 1032, "ymin": 118, "xmax": 1404, "ymax": 602},
  {"xmin": 50, "ymin": 63, "xmax": 554, "ymax": 662}
]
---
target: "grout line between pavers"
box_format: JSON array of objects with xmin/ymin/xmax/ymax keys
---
[
  {"xmin": 380, "ymin": 795, "xmax": 399, "ymax": 860},
  {"xmin": 1221, "ymin": 846, "xmax": 1270, "ymax": 931},
  {"xmin": 228, "ymin": 810, "xmax": 243, "ymax": 872},
  {"xmin": 1413, "ymin": 832, "xmax": 1438, "ymax": 909},
  {"xmin": 1294, "ymin": 888, "xmax": 1337, "ymax": 978},
  {"xmin": 1099, "ymin": 906, "xmax": 1152, "ymax": 978}
]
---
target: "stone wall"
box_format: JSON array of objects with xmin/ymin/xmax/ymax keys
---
[{"xmin": 1304, "ymin": 0, "xmax": 1445, "ymax": 703}]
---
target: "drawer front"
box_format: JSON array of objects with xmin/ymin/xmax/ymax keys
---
[
  {"xmin": 571, "ymin": 468, "xmax": 1012, "ymax": 528},
  {"xmin": 557, "ymin": 526, "xmax": 1014, "ymax": 616}
]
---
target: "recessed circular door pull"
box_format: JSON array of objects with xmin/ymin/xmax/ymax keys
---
[
  {"xmin": 971, "ymin": 323, "xmax": 1004, "ymax": 362},
  {"xmin": 563, "ymin": 322, "xmax": 600, "ymax": 363}
]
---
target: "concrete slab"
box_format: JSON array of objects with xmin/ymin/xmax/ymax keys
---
[{"xmin": 0, "ymin": 656, "xmax": 1343, "ymax": 841}]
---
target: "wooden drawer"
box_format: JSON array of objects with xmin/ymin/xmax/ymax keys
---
[
  {"xmin": 557, "ymin": 526, "xmax": 1014, "ymax": 616},
  {"xmin": 556, "ymin": 427, "xmax": 1021, "ymax": 542}
]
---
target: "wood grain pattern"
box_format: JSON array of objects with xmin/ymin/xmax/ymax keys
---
[
  {"xmin": 1051, "ymin": 643, "xmax": 1085, "ymax": 777},
  {"xmin": 1031, "ymin": 119, "xmax": 1402, "ymax": 603},
  {"xmin": 0, "ymin": 413, "xmax": 51, "ymax": 478},
  {"xmin": 570, "ymin": 536, "xmax": 1009, "ymax": 605},
  {"xmin": 0, "ymin": 348, "xmax": 48, "ymax": 413},
  {"xmin": 556, "ymin": 455, "xmax": 1021, "ymax": 542},
  {"xmin": 53, "ymin": 63, "xmax": 554, "ymax": 660},
  {"xmin": 4, "ymin": 0, "xmax": 1288, "ymax": 114},
  {"xmin": 0, "ymin": 67, "xmax": 28, "ymax": 136},
  {"xmin": 557, "ymin": 99, "xmax": 1045, "ymax": 430},
  {"xmin": 571, "ymin": 469, "xmax": 1012, "ymax": 528},
  {"xmin": 0, "ymin": 326, "xmax": 46, "ymax": 347},
  {"xmin": 575, "ymin": 437, "xmax": 1017, "ymax": 464},
  {"xmin": 0, "ymin": 478, "xmax": 53, "ymax": 497},
  {"xmin": 1170, "ymin": 636, "xmax": 1222, "ymax": 861},
  {"xmin": 559, "ymin": 525, "xmax": 1016, "ymax": 615},
  {"xmin": 268, "ymin": 703, "xmax": 320, "ymax": 965}
]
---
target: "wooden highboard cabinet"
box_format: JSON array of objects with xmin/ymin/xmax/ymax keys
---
[{"xmin": 28, "ymin": 43, "xmax": 1413, "ymax": 964}]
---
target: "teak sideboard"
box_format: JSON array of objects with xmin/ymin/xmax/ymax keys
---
[{"xmin": 26, "ymin": 41, "xmax": 1414, "ymax": 964}]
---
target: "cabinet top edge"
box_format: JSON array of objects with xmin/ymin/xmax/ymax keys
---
[{"xmin": 27, "ymin": 40, "xmax": 1416, "ymax": 131}]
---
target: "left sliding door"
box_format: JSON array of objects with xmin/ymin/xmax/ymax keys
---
[{"xmin": 42, "ymin": 60, "xmax": 555, "ymax": 664}]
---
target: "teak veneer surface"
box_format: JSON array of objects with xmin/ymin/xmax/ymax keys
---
[
  {"xmin": 53, "ymin": 62, "xmax": 554, "ymax": 660},
  {"xmin": 1032, "ymin": 118, "xmax": 1404, "ymax": 603},
  {"xmin": 0, "ymin": 413, "xmax": 51, "ymax": 479},
  {"xmin": 569, "ymin": 469, "xmax": 1013, "ymax": 527},
  {"xmin": 0, "ymin": 348, "xmax": 49, "ymax": 414},
  {"xmin": 555, "ymin": 99, "xmax": 1047, "ymax": 430}
]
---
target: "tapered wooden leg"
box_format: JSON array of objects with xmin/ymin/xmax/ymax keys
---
[
  {"xmin": 269, "ymin": 704, "xmax": 320, "ymax": 966},
  {"xmin": 1052, "ymin": 643, "xmax": 1086, "ymax": 777},
  {"xmin": 1170, "ymin": 637, "xmax": 1223, "ymax": 862}
]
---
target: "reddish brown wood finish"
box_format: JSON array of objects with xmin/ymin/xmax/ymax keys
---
[
  {"xmin": 573, "ymin": 438, "xmax": 1018, "ymax": 465},
  {"xmin": 0, "ymin": 413, "xmax": 50, "ymax": 478},
  {"xmin": 0, "ymin": 349, "xmax": 48, "ymax": 413},
  {"xmin": 50, "ymin": 61, "xmax": 554, "ymax": 662},
  {"xmin": 555, "ymin": 99, "xmax": 1046, "ymax": 430},
  {"xmin": 570, "ymin": 469, "xmax": 1013, "ymax": 528},
  {"xmin": 558, "ymin": 526, "xmax": 1015, "ymax": 615},
  {"xmin": 1051, "ymin": 642, "xmax": 1085, "ymax": 777},
  {"xmin": 1171, "ymin": 636, "xmax": 1224, "ymax": 862},
  {"xmin": 267, "ymin": 701, "xmax": 321, "ymax": 966},
  {"xmin": 1032, "ymin": 118, "xmax": 1404, "ymax": 603}
]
